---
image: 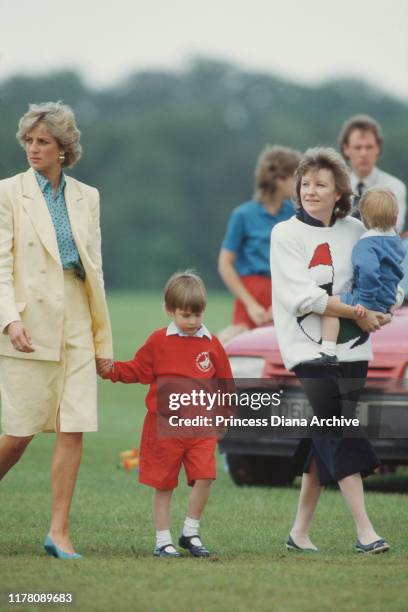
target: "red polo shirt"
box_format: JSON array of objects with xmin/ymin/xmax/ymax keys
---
[{"xmin": 105, "ymin": 327, "xmax": 233, "ymax": 413}]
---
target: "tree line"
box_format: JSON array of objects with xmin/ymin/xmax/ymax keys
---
[{"xmin": 1, "ymin": 59, "xmax": 407, "ymax": 289}]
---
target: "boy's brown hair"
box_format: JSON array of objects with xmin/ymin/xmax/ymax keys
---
[
  {"xmin": 359, "ymin": 188, "xmax": 398, "ymax": 231},
  {"xmin": 164, "ymin": 271, "xmax": 207, "ymax": 313}
]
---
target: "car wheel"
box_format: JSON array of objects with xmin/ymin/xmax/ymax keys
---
[{"xmin": 226, "ymin": 454, "xmax": 295, "ymax": 487}]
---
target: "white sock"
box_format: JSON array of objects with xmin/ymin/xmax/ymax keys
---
[
  {"xmin": 183, "ymin": 517, "xmax": 202, "ymax": 546},
  {"xmin": 156, "ymin": 529, "xmax": 175, "ymax": 551},
  {"xmin": 321, "ymin": 341, "xmax": 336, "ymax": 357}
]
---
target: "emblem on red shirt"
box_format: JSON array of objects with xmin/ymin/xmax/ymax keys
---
[{"xmin": 195, "ymin": 351, "xmax": 213, "ymax": 373}]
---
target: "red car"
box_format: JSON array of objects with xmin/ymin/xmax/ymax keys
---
[{"xmin": 221, "ymin": 233, "xmax": 408, "ymax": 486}]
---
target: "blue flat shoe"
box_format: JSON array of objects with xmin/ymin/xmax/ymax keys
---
[
  {"xmin": 153, "ymin": 544, "xmax": 181, "ymax": 558},
  {"xmin": 355, "ymin": 538, "xmax": 390, "ymax": 554},
  {"xmin": 286, "ymin": 534, "xmax": 319, "ymax": 552},
  {"xmin": 178, "ymin": 534, "xmax": 210, "ymax": 557},
  {"xmin": 44, "ymin": 536, "xmax": 82, "ymax": 560}
]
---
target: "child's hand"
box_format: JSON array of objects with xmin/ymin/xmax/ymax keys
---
[
  {"xmin": 354, "ymin": 304, "xmax": 367, "ymax": 318},
  {"xmin": 377, "ymin": 312, "xmax": 392, "ymax": 326},
  {"xmin": 96, "ymin": 358, "xmax": 114, "ymax": 377}
]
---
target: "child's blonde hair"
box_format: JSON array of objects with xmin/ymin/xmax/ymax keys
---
[
  {"xmin": 164, "ymin": 271, "xmax": 207, "ymax": 313},
  {"xmin": 359, "ymin": 187, "xmax": 398, "ymax": 231}
]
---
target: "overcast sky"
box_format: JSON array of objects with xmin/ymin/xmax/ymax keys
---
[{"xmin": 1, "ymin": 0, "xmax": 407, "ymax": 100}]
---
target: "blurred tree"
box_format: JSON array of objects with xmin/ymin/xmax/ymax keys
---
[{"xmin": 1, "ymin": 60, "xmax": 406, "ymax": 289}]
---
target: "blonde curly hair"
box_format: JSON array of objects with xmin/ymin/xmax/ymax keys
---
[{"xmin": 16, "ymin": 101, "xmax": 82, "ymax": 168}]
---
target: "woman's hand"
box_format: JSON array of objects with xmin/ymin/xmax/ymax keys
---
[
  {"xmin": 246, "ymin": 302, "xmax": 269, "ymax": 326},
  {"xmin": 6, "ymin": 321, "xmax": 35, "ymax": 352},
  {"xmin": 355, "ymin": 310, "xmax": 387, "ymax": 332},
  {"xmin": 96, "ymin": 358, "xmax": 113, "ymax": 377}
]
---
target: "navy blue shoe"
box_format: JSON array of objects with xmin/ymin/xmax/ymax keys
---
[
  {"xmin": 44, "ymin": 536, "xmax": 82, "ymax": 559},
  {"xmin": 286, "ymin": 534, "xmax": 319, "ymax": 552},
  {"xmin": 153, "ymin": 544, "xmax": 181, "ymax": 558},
  {"xmin": 301, "ymin": 353, "xmax": 339, "ymax": 367},
  {"xmin": 355, "ymin": 538, "xmax": 390, "ymax": 554},
  {"xmin": 179, "ymin": 535, "xmax": 210, "ymax": 557}
]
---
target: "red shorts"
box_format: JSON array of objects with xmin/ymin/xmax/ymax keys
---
[
  {"xmin": 232, "ymin": 275, "xmax": 272, "ymax": 329},
  {"xmin": 139, "ymin": 412, "xmax": 217, "ymax": 490}
]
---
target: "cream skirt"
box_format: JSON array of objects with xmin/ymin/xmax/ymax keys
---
[{"xmin": 0, "ymin": 270, "xmax": 97, "ymax": 436}]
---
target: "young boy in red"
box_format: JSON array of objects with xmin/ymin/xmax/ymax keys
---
[{"xmin": 97, "ymin": 272, "xmax": 233, "ymax": 558}]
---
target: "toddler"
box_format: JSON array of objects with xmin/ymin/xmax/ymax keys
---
[
  {"xmin": 97, "ymin": 271, "xmax": 233, "ymax": 557},
  {"xmin": 305, "ymin": 188, "xmax": 406, "ymax": 365}
]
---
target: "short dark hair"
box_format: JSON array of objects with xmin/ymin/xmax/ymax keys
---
[
  {"xmin": 295, "ymin": 147, "xmax": 353, "ymax": 219},
  {"xmin": 164, "ymin": 271, "xmax": 207, "ymax": 313},
  {"xmin": 338, "ymin": 114, "xmax": 383, "ymax": 156}
]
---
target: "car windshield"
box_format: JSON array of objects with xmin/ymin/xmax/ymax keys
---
[{"xmin": 401, "ymin": 235, "xmax": 408, "ymax": 303}]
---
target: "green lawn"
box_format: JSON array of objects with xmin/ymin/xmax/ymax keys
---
[{"xmin": 1, "ymin": 291, "xmax": 407, "ymax": 612}]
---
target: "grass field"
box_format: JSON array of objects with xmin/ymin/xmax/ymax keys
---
[{"xmin": 1, "ymin": 291, "xmax": 408, "ymax": 612}]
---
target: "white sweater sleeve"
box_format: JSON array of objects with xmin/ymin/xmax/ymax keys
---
[
  {"xmin": 271, "ymin": 231, "xmax": 329, "ymax": 317},
  {"xmin": 395, "ymin": 181, "xmax": 406, "ymax": 234}
]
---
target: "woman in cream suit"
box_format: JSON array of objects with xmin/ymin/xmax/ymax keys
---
[{"xmin": 0, "ymin": 102, "xmax": 112, "ymax": 559}]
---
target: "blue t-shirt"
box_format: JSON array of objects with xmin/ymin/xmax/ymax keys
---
[{"xmin": 222, "ymin": 199, "xmax": 296, "ymax": 276}]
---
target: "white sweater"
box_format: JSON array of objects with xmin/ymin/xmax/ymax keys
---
[{"xmin": 270, "ymin": 216, "xmax": 373, "ymax": 370}]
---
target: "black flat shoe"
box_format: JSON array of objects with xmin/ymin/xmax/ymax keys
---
[
  {"xmin": 301, "ymin": 353, "xmax": 339, "ymax": 367},
  {"xmin": 178, "ymin": 534, "xmax": 210, "ymax": 557},
  {"xmin": 153, "ymin": 544, "xmax": 181, "ymax": 558},
  {"xmin": 355, "ymin": 538, "xmax": 390, "ymax": 554},
  {"xmin": 286, "ymin": 534, "xmax": 319, "ymax": 552}
]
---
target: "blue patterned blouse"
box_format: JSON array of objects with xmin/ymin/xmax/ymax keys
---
[{"xmin": 35, "ymin": 170, "xmax": 80, "ymax": 270}]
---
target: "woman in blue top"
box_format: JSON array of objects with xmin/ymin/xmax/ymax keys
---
[{"xmin": 218, "ymin": 145, "xmax": 300, "ymax": 343}]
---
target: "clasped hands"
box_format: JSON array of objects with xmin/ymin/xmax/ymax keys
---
[
  {"xmin": 95, "ymin": 358, "xmax": 114, "ymax": 377},
  {"xmin": 246, "ymin": 301, "xmax": 273, "ymax": 326},
  {"xmin": 353, "ymin": 304, "xmax": 391, "ymax": 332}
]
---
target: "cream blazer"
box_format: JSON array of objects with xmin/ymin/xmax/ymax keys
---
[{"xmin": 0, "ymin": 168, "xmax": 113, "ymax": 361}]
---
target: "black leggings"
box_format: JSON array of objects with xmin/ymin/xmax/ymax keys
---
[{"xmin": 292, "ymin": 361, "xmax": 379, "ymax": 485}]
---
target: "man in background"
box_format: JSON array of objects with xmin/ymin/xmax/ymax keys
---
[{"xmin": 338, "ymin": 115, "xmax": 406, "ymax": 233}]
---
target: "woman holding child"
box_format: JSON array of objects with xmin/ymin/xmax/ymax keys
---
[
  {"xmin": 0, "ymin": 102, "xmax": 112, "ymax": 558},
  {"xmin": 271, "ymin": 147, "xmax": 392, "ymax": 554}
]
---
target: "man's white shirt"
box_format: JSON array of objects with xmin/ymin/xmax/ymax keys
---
[{"xmin": 350, "ymin": 166, "xmax": 407, "ymax": 233}]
